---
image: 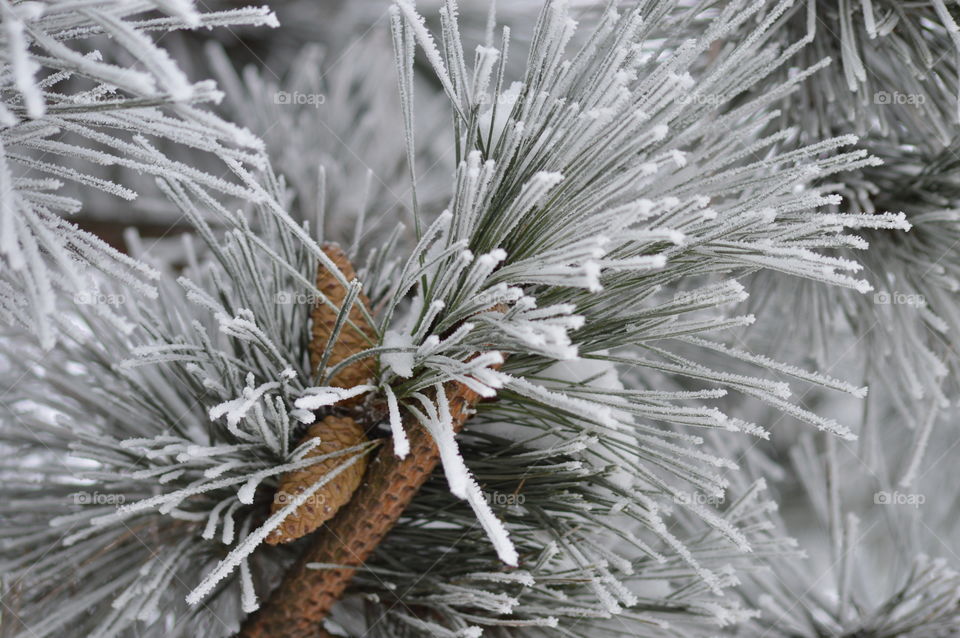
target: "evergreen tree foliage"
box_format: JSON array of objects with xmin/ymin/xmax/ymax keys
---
[{"xmin": 2, "ymin": 2, "xmax": 959, "ymax": 637}]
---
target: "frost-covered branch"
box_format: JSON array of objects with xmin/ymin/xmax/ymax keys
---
[{"xmin": 0, "ymin": 0, "xmax": 277, "ymax": 348}]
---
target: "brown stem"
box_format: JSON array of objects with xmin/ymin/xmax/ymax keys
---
[{"xmin": 238, "ymin": 381, "xmax": 487, "ymax": 638}]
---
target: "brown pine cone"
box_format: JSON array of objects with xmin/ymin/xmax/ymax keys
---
[
  {"xmin": 310, "ymin": 243, "xmax": 377, "ymax": 396},
  {"xmin": 265, "ymin": 415, "xmax": 370, "ymax": 545},
  {"xmin": 240, "ymin": 371, "xmax": 501, "ymax": 637}
]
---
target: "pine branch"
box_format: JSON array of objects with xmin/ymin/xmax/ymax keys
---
[
  {"xmin": 0, "ymin": 0, "xmax": 278, "ymax": 348},
  {"xmin": 73, "ymin": 217, "xmax": 194, "ymax": 252},
  {"xmin": 7, "ymin": 2, "xmax": 955, "ymax": 636},
  {"xmin": 239, "ymin": 244, "xmax": 499, "ymax": 636},
  {"xmin": 238, "ymin": 377, "xmax": 492, "ymax": 638}
]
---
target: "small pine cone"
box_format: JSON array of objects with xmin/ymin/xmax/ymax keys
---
[
  {"xmin": 310, "ymin": 243, "xmax": 377, "ymax": 398},
  {"xmin": 265, "ymin": 416, "xmax": 369, "ymax": 545}
]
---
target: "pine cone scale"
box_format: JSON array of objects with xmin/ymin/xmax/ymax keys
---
[
  {"xmin": 265, "ymin": 415, "xmax": 369, "ymax": 546},
  {"xmin": 310, "ymin": 243, "xmax": 377, "ymax": 392}
]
